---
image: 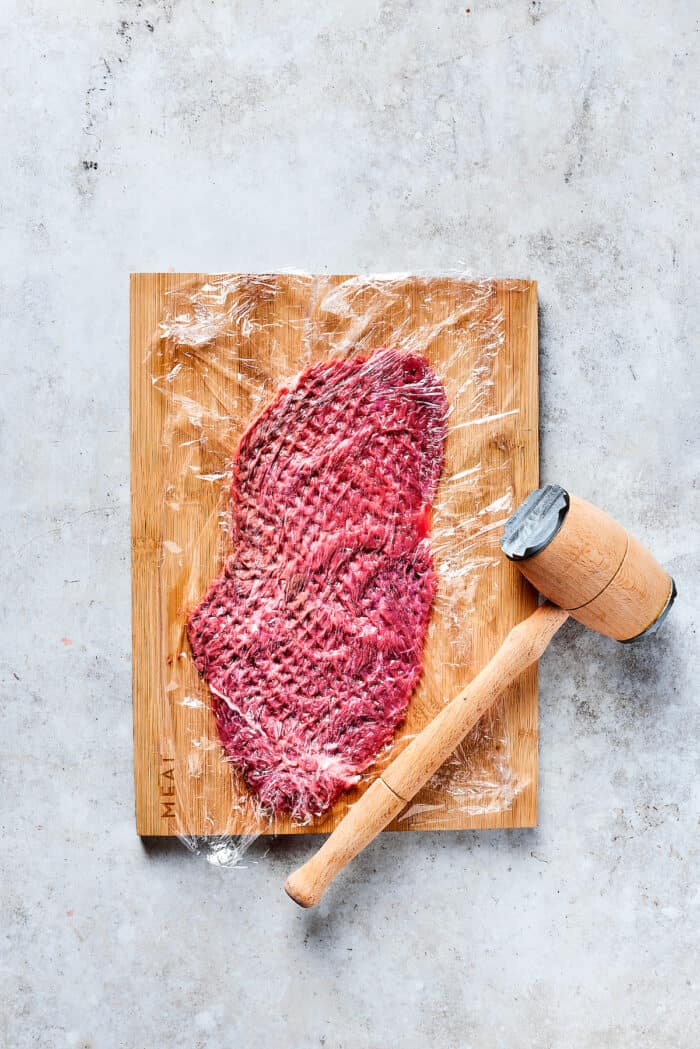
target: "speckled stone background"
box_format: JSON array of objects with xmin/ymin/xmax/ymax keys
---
[{"xmin": 2, "ymin": 2, "xmax": 698, "ymax": 1047}]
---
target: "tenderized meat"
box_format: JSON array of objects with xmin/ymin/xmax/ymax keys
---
[{"xmin": 186, "ymin": 348, "xmax": 447, "ymax": 819}]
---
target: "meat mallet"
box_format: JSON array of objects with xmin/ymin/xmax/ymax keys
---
[{"xmin": 284, "ymin": 484, "xmax": 676, "ymax": 908}]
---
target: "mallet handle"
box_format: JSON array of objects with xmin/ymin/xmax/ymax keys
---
[{"xmin": 285, "ymin": 602, "xmax": 569, "ymax": 908}]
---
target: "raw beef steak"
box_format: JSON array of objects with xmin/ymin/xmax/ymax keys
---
[{"xmin": 187, "ymin": 348, "xmax": 447, "ymax": 819}]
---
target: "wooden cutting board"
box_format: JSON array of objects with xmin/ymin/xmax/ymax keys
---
[{"xmin": 131, "ymin": 274, "xmax": 538, "ymax": 836}]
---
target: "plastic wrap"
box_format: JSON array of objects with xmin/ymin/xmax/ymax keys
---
[{"xmin": 145, "ymin": 273, "xmax": 532, "ymax": 866}]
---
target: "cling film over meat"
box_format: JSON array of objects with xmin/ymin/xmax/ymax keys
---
[
  {"xmin": 148, "ymin": 273, "xmax": 530, "ymax": 865},
  {"xmin": 187, "ymin": 349, "xmax": 447, "ymax": 820}
]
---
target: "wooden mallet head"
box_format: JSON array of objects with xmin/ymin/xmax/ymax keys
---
[{"xmin": 501, "ymin": 485, "xmax": 676, "ymax": 641}]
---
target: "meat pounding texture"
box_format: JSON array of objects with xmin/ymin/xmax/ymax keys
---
[{"xmin": 187, "ymin": 348, "xmax": 448, "ymax": 819}]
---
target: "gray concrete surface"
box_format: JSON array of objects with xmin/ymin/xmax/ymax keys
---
[{"xmin": 2, "ymin": 2, "xmax": 698, "ymax": 1046}]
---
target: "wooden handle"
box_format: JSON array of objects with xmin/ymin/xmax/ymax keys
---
[
  {"xmin": 285, "ymin": 602, "xmax": 569, "ymax": 907},
  {"xmin": 284, "ymin": 776, "xmax": 406, "ymax": 908}
]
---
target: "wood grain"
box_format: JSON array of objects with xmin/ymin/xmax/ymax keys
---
[
  {"xmin": 518, "ymin": 495, "xmax": 673, "ymax": 641},
  {"xmin": 131, "ymin": 274, "xmax": 539, "ymax": 836}
]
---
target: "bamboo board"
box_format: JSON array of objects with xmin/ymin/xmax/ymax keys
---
[{"xmin": 131, "ymin": 274, "xmax": 539, "ymax": 836}]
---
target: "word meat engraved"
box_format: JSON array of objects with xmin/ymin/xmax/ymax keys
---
[{"xmin": 160, "ymin": 757, "xmax": 176, "ymax": 825}]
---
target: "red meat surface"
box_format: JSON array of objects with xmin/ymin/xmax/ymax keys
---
[{"xmin": 186, "ymin": 348, "xmax": 447, "ymax": 819}]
